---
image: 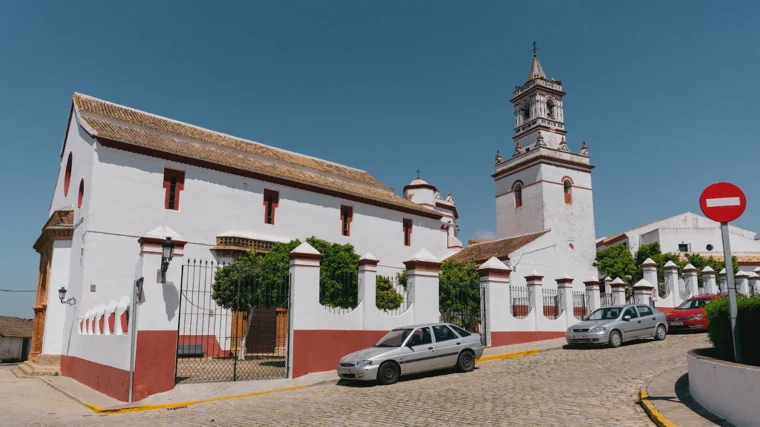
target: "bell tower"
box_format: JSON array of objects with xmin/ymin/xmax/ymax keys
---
[{"xmin": 493, "ymin": 45, "xmax": 597, "ymax": 268}]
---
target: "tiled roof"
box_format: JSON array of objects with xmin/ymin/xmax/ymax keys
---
[
  {"xmin": 447, "ymin": 230, "xmax": 550, "ymax": 264},
  {"xmin": 71, "ymin": 94, "xmax": 440, "ymax": 218},
  {"xmin": 596, "ymin": 233, "xmax": 628, "ymax": 247},
  {"xmin": 0, "ymin": 316, "xmax": 33, "ymax": 338}
]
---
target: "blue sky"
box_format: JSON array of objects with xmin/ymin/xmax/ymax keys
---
[{"xmin": 1, "ymin": 1, "xmax": 759, "ymax": 318}]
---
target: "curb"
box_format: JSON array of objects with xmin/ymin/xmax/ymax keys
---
[
  {"xmin": 639, "ymin": 388, "xmax": 679, "ymax": 427},
  {"xmin": 45, "ymin": 346, "xmax": 553, "ymax": 415}
]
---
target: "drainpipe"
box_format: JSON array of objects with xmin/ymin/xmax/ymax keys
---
[{"xmin": 127, "ymin": 279, "xmax": 140, "ymax": 403}]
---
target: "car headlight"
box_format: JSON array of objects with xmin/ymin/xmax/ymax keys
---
[
  {"xmin": 356, "ymin": 360, "xmax": 372, "ymax": 367},
  {"xmin": 689, "ymin": 314, "xmax": 704, "ymax": 320},
  {"xmin": 589, "ymin": 326, "xmax": 607, "ymax": 333}
]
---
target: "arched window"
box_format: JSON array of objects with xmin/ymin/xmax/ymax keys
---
[
  {"xmin": 520, "ymin": 103, "xmax": 530, "ymax": 121},
  {"xmin": 546, "ymin": 99, "xmax": 556, "ymax": 119},
  {"xmin": 563, "ymin": 179, "xmax": 572, "ymax": 204},
  {"xmin": 513, "ymin": 182, "xmax": 523, "ymax": 208},
  {"xmin": 63, "ymin": 153, "xmax": 73, "ymax": 196},
  {"xmin": 78, "ymin": 179, "xmax": 85, "ymax": 208}
]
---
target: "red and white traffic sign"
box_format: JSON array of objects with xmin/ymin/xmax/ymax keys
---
[{"xmin": 699, "ymin": 182, "xmax": 746, "ymax": 223}]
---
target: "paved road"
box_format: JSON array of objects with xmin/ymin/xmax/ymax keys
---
[{"xmin": 1, "ymin": 333, "xmax": 708, "ymax": 427}]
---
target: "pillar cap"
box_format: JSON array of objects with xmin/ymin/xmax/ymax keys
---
[
  {"xmin": 702, "ymin": 266, "xmax": 715, "ymax": 274},
  {"xmin": 682, "ymin": 263, "xmax": 697, "ymax": 272},
  {"xmin": 632, "ymin": 278, "xmax": 654, "ymax": 289},
  {"xmin": 556, "ymin": 272, "xmax": 573, "ymax": 284},
  {"xmin": 748, "ymin": 271, "xmax": 759, "ymax": 278},
  {"xmin": 403, "ymin": 248, "xmax": 442, "ymax": 270},
  {"xmin": 719, "ymin": 268, "xmax": 727, "ymax": 276},
  {"xmin": 289, "ymin": 242, "xmax": 323, "ymax": 261},
  {"xmin": 663, "ymin": 260, "xmax": 678, "ymax": 270},
  {"xmin": 358, "ymin": 252, "xmax": 379, "ymax": 267},
  {"xmin": 478, "ymin": 257, "xmax": 511, "ymax": 277},
  {"xmin": 642, "ymin": 257, "xmax": 657, "ymax": 267},
  {"xmin": 610, "ymin": 277, "xmax": 627, "ymax": 288},
  {"xmin": 524, "ymin": 269, "xmax": 543, "ymax": 281},
  {"xmin": 735, "ymin": 270, "xmax": 749, "ymax": 278}
]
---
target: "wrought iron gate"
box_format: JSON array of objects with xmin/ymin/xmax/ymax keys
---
[
  {"xmin": 175, "ymin": 260, "xmax": 290, "ymax": 384},
  {"xmin": 439, "ymin": 282, "xmax": 486, "ymax": 345}
]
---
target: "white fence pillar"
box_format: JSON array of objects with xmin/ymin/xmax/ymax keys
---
[
  {"xmin": 735, "ymin": 270, "xmax": 749, "ymax": 295},
  {"xmin": 603, "ymin": 276, "xmax": 613, "ymax": 295},
  {"xmin": 557, "ymin": 275, "xmax": 576, "ymax": 328},
  {"xmin": 749, "ymin": 271, "xmax": 759, "ymax": 295},
  {"xmin": 642, "ymin": 258, "xmax": 658, "ymax": 305},
  {"xmin": 663, "ymin": 261, "xmax": 680, "ymax": 307},
  {"xmin": 703, "ymin": 266, "xmax": 717, "ymax": 294},
  {"xmin": 525, "ymin": 271, "xmax": 544, "ymax": 330},
  {"xmin": 719, "ymin": 268, "xmax": 728, "ymax": 293},
  {"xmin": 683, "ymin": 263, "xmax": 699, "ymax": 297},
  {"xmin": 403, "ymin": 248, "xmax": 442, "ymax": 324},
  {"xmin": 611, "ymin": 277, "xmax": 627, "ymax": 305},
  {"xmin": 357, "ymin": 253, "xmax": 378, "ymax": 313},
  {"xmin": 584, "ymin": 277, "xmax": 601, "ymax": 312},
  {"xmin": 633, "ymin": 279, "xmax": 654, "ymax": 305},
  {"xmin": 478, "ymin": 257, "xmax": 512, "ymax": 347},
  {"xmin": 287, "ymin": 242, "xmax": 323, "ymax": 379}
]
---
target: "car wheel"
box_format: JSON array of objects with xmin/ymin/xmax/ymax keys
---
[
  {"xmin": 654, "ymin": 325, "xmax": 667, "ymax": 341},
  {"xmin": 609, "ymin": 330, "xmax": 622, "ymax": 348},
  {"xmin": 377, "ymin": 362, "xmax": 399, "ymax": 385},
  {"xmin": 457, "ymin": 350, "xmax": 476, "ymax": 372}
]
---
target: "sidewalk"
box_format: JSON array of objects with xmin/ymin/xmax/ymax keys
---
[
  {"xmin": 641, "ymin": 365, "xmax": 734, "ymax": 427},
  {"xmin": 40, "ymin": 336, "xmax": 565, "ymax": 414}
]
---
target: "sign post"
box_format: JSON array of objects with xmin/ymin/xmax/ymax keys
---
[{"xmin": 699, "ymin": 182, "xmax": 747, "ymax": 363}]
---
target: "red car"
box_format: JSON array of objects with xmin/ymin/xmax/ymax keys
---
[{"xmin": 666, "ymin": 294, "xmax": 728, "ymax": 331}]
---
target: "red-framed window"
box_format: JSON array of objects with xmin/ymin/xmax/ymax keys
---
[
  {"xmin": 513, "ymin": 182, "xmax": 523, "ymax": 208},
  {"xmin": 64, "ymin": 153, "xmax": 73, "ymax": 196},
  {"xmin": 163, "ymin": 169, "xmax": 185, "ymax": 211},
  {"xmin": 403, "ymin": 218, "xmax": 412, "ymax": 246},
  {"xmin": 341, "ymin": 205, "xmax": 353, "ymax": 236},
  {"xmin": 77, "ymin": 179, "xmax": 85, "ymax": 208},
  {"xmin": 264, "ymin": 189, "xmax": 279, "ymax": 225},
  {"xmin": 563, "ymin": 179, "xmax": 572, "ymax": 204}
]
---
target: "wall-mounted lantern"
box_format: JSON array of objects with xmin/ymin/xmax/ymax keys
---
[
  {"xmin": 160, "ymin": 237, "xmax": 176, "ymax": 283},
  {"xmin": 58, "ymin": 287, "xmax": 76, "ymax": 306}
]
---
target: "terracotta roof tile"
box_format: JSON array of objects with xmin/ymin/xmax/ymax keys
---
[
  {"xmin": 0, "ymin": 316, "xmax": 33, "ymax": 338},
  {"xmin": 72, "ymin": 94, "xmax": 440, "ymax": 218},
  {"xmin": 448, "ymin": 230, "xmax": 550, "ymax": 264}
]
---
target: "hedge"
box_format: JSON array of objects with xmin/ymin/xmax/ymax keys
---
[{"xmin": 705, "ymin": 294, "xmax": 760, "ymax": 366}]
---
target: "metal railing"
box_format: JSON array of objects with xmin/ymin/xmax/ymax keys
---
[
  {"xmin": 542, "ymin": 288, "xmax": 561, "ymax": 320},
  {"xmin": 439, "ymin": 282, "xmax": 481, "ymax": 332},
  {"xmin": 510, "ymin": 286, "xmax": 530, "ymax": 319},
  {"xmin": 600, "ymin": 293, "xmax": 614, "ymax": 307},
  {"xmin": 377, "ymin": 275, "xmax": 410, "ymax": 316},
  {"xmin": 572, "ymin": 291, "xmax": 587, "ymax": 320}
]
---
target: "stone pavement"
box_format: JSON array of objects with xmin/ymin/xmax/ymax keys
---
[
  {"xmin": 1, "ymin": 333, "xmax": 708, "ymax": 426},
  {"xmin": 643, "ymin": 364, "xmax": 734, "ymax": 426}
]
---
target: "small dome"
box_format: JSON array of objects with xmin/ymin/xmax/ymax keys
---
[{"xmin": 409, "ymin": 178, "xmax": 429, "ymax": 186}]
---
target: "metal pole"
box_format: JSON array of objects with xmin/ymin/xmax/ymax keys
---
[
  {"xmin": 720, "ymin": 222, "xmax": 742, "ymax": 363},
  {"xmin": 127, "ymin": 278, "xmax": 140, "ymax": 403}
]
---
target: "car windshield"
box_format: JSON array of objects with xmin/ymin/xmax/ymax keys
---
[
  {"xmin": 678, "ymin": 298, "xmax": 711, "ymax": 309},
  {"xmin": 585, "ymin": 307, "xmax": 621, "ymax": 321},
  {"xmin": 374, "ymin": 328, "xmax": 413, "ymax": 347}
]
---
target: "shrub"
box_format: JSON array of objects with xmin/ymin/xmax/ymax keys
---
[
  {"xmin": 376, "ymin": 275, "xmax": 403, "ymax": 311},
  {"xmin": 706, "ymin": 294, "xmax": 760, "ymax": 366}
]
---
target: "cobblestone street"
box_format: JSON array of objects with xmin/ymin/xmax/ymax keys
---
[{"xmin": 2, "ymin": 334, "xmax": 708, "ymax": 427}]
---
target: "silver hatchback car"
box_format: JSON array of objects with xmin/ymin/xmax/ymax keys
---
[
  {"xmin": 337, "ymin": 322, "xmax": 485, "ymax": 385},
  {"xmin": 565, "ymin": 304, "xmax": 668, "ymax": 348}
]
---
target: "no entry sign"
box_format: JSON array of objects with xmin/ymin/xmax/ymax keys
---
[{"xmin": 699, "ymin": 182, "xmax": 746, "ymax": 223}]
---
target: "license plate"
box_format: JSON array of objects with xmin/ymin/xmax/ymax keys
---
[{"xmin": 670, "ymin": 322, "xmax": 683, "ymax": 326}]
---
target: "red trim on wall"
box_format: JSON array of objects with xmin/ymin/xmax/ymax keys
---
[
  {"xmin": 120, "ymin": 311, "xmax": 128, "ymax": 333},
  {"xmin": 403, "ymin": 218, "xmax": 412, "ymax": 246},
  {"xmin": 292, "ymin": 329, "xmax": 387, "ymax": 378},
  {"xmin": 98, "ymin": 316, "xmax": 104, "ymax": 335},
  {"xmin": 61, "ymin": 355, "xmax": 130, "ymax": 401},
  {"xmin": 64, "ymin": 153, "xmax": 73, "ymax": 196},
  {"xmin": 263, "ymin": 189, "xmax": 279, "ymax": 225},
  {"xmin": 489, "ymin": 331, "xmax": 566, "ymax": 347},
  {"xmin": 560, "ymin": 176, "xmax": 574, "ymax": 184},
  {"xmin": 163, "ymin": 168, "xmax": 185, "ymax": 211},
  {"xmin": 77, "ymin": 179, "xmax": 85, "ymax": 208},
  {"xmin": 108, "ymin": 313, "xmax": 115, "ymax": 334},
  {"xmin": 132, "ymin": 330, "xmax": 177, "ymax": 401},
  {"xmin": 177, "ymin": 335, "xmax": 223, "ymax": 357}
]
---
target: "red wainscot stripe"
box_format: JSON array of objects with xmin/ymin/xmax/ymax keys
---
[
  {"xmin": 61, "ymin": 356, "xmax": 131, "ymax": 401},
  {"xmin": 489, "ymin": 331, "xmax": 566, "ymax": 347},
  {"xmin": 132, "ymin": 330, "xmax": 177, "ymax": 402},
  {"xmin": 292, "ymin": 330, "xmax": 388, "ymax": 378}
]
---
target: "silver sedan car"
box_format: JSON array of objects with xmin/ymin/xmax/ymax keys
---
[
  {"xmin": 336, "ymin": 322, "xmax": 485, "ymax": 385},
  {"xmin": 565, "ymin": 304, "xmax": 668, "ymax": 348}
]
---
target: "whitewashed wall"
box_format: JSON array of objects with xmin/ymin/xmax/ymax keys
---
[{"xmin": 41, "ymin": 240, "xmax": 71, "ymax": 355}]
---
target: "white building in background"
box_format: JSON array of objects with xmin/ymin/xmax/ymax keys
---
[
  {"xmin": 451, "ymin": 52, "xmax": 599, "ymax": 289},
  {"xmin": 29, "ymin": 92, "xmax": 461, "ymax": 367},
  {"xmin": 596, "ymin": 211, "xmax": 760, "ymax": 271}
]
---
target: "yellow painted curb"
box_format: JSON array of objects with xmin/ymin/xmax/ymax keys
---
[
  {"xmin": 476, "ymin": 349, "xmax": 539, "ymax": 363},
  {"xmin": 85, "ymin": 385, "xmax": 307, "ymax": 415},
  {"xmin": 639, "ymin": 389, "xmax": 679, "ymax": 427}
]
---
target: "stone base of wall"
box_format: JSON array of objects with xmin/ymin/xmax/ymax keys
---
[
  {"xmin": 490, "ymin": 331, "xmax": 566, "ymax": 347},
  {"xmin": 38, "ymin": 354, "xmax": 61, "ymax": 366}
]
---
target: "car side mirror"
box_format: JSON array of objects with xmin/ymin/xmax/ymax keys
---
[{"xmin": 623, "ymin": 315, "xmax": 631, "ymax": 321}]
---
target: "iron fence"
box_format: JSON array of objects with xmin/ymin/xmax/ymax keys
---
[
  {"xmin": 320, "ymin": 271, "xmax": 358, "ymax": 314},
  {"xmin": 510, "ymin": 285, "xmax": 530, "ymax": 319},
  {"xmin": 377, "ymin": 275, "xmax": 410, "ymax": 316},
  {"xmin": 440, "ymin": 281, "xmax": 482, "ymax": 334},
  {"xmin": 600, "ymin": 293, "xmax": 614, "ymax": 307},
  {"xmin": 542, "ymin": 288, "xmax": 561, "ymax": 320},
  {"xmin": 175, "ymin": 260, "xmax": 290, "ymax": 384},
  {"xmin": 572, "ymin": 291, "xmax": 587, "ymax": 320}
]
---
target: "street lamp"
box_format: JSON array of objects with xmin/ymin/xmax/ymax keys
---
[
  {"xmin": 160, "ymin": 237, "xmax": 176, "ymax": 283},
  {"xmin": 58, "ymin": 287, "xmax": 76, "ymax": 305}
]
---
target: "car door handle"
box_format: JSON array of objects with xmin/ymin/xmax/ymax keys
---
[
  {"xmin": 637, "ymin": 320, "xmax": 642, "ymax": 323},
  {"xmin": 428, "ymin": 347, "xmax": 433, "ymax": 350},
  {"xmin": 456, "ymin": 342, "xmax": 461, "ymax": 345}
]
